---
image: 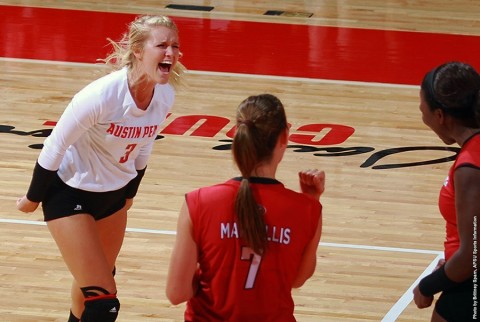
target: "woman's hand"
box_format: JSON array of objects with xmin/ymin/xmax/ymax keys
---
[
  {"xmin": 299, "ymin": 169, "xmax": 326, "ymax": 200},
  {"xmin": 16, "ymin": 195, "xmax": 40, "ymax": 213},
  {"xmin": 413, "ymin": 284, "xmax": 434, "ymax": 308}
]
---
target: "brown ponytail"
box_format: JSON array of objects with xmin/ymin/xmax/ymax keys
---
[{"xmin": 232, "ymin": 94, "xmax": 288, "ymax": 254}]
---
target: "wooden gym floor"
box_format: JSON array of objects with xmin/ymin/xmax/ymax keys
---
[{"xmin": 1, "ymin": 1, "xmax": 479, "ymax": 321}]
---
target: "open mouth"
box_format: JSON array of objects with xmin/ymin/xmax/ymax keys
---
[{"xmin": 159, "ymin": 62, "xmax": 172, "ymax": 73}]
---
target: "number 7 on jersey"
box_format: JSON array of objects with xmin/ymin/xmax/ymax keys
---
[{"xmin": 241, "ymin": 247, "xmax": 263, "ymax": 289}]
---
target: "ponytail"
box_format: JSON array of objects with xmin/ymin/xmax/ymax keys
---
[
  {"xmin": 234, "ymin": 178, "xmax": 266, "ymax": 254},
  {"xmin": 232, "ymin": 94, "xmax": 287, "ymax": 254},
  {"xmin": 232, "ymin": 119, "xmax": 267, "ymax": 254}
]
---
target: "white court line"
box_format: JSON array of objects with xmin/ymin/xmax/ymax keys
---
[
  {"xmin": 320, "ymin": 241, "xmax": 441, "ymax": 255},
  {"xmin": 0, "ymin": 218, "xmax": 178, "ymax": 235},
  {"xmin": 1, "ymin": 217, "xmax": 442, "ymax": 320},
  {"xmin": 0, "ymin": 218, "xmax": 440, "ymax": 254},
  {"xmin": 382, "ymin": 253, "xmax": 444, "ymax": 322},
  {"xmin": 0, "ymin": 218, "xmax": 46, "ymax": 226},
  {"xmin": 0, "ymin": 57, "xmax": 419, "ymax": 89},
  {"xmin": 188, "ymin": 69, "xmax": 420, "ymax": 89}
]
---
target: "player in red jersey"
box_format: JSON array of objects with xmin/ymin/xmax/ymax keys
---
[
  {"xmin": 166, "ymin": 94, "xmax": 324, "ymax": 321},
  {"xmin": 413, "ymin": 61, "xmax": 480, "ymax": 322}
]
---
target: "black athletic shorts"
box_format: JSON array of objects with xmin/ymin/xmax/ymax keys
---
[
  {"xmin": 435, "ymin": 276, "xmax": 476, "ymax": 322},
  {"xmin": 42, "ymin": 174, "xmax": 127, "ymax": 221}
]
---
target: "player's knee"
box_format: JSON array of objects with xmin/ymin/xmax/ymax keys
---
[{"xmin": 81, "ymin": 295, "xmax": 120, "ymax": 322}]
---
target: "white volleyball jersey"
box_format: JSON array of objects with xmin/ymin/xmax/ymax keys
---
[{"xmin": 38, "ymin": 68, "xmax": 175, "ymax": 192}]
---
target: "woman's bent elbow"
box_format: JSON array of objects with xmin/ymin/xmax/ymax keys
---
[
  {"xmin": 166, "ymin": 269, "xmax": 196, "ymax": 305},
  {"xmin": 292, "ymin": 279, "xmax": 307, "ymax": 289},
  {"xmin": 166, "ymin": 288, "xmax": 189, "ymax": 306}
]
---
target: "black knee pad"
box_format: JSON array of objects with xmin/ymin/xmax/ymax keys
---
[
  {"xmin": 81, "ymin": 296, "xmax": 120, "ymax": 322},
  {"xmin": 68, "ymin": 310, "xmax": 80, "ymax": 322}
]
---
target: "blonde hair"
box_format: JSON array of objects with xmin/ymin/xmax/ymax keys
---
[{"xmin": 103, "ymin": 15, "xmax": 186, "ymax": 89}]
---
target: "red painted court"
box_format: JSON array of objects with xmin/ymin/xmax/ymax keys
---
[{"xmin": 1, "ymin": 4, "xmax": 480, "ymax": 85}]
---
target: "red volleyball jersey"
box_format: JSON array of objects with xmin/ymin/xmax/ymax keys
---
[
  {"xmin": 439, "ymin": 133, "xmax": 480, "ymax": 260},
  {"xmin": 184, "ymin": 177, "xmax": 322, "ymax": 322}
]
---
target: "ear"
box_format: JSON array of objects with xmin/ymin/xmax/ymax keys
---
[
  {"xmin": 133, "ymin": 46, "xmax": 143, "ymax": 60},
  {"xmin": 433, "ymin": 108, "xmax": 446, "ymax": 125},
  {"xmin": 279, "ymin": 127, "xmax": 289, "ymax": 145}
]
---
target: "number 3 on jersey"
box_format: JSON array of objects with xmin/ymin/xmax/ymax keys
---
[
  {"xmin": 119, "ymin": 144, "xmax": 137, "ymax": 163},
  {"xmin": 241, "ymin": 247, "xmax": 263, "ymax": 289}
]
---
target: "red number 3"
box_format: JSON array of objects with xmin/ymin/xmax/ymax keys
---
[{"xmin": 119, "ymin": 144, "xmax": 137, "ymax": 163}]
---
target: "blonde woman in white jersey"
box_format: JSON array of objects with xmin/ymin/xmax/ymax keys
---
[{"xmin": 16, "ymin": 15, "xmax": 185, "ymax": 322}]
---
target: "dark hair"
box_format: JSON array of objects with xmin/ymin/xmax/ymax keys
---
[
  {"xmin": 231, "ymin": 94, "xmax": 288, "ymax": 254},
  {"xmin": 421, "ymin": 61, "xmax": 480, "ymax": 128}
]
